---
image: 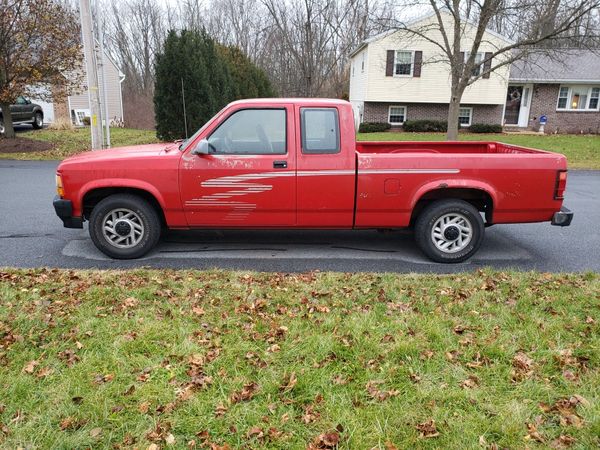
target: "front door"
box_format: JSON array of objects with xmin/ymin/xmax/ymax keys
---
[
  {"xmin": 504, "ymin": 86, "xmax": 523, "ymax": 125},
  {"xmin": 180, "ymin": 106, "xmax": 296, "ymax": 227}
]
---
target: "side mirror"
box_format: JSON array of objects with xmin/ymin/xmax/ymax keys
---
[{"xmin": 191, "ymin": 139, "xmax": 211, "ymax": 156}]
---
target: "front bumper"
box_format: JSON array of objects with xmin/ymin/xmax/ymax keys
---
[
  {"xmin": 53, "ymin": 195, "xmax": 83, "ymax": 229},
  {"xmin": 551, "ymin": 206, "xmax": 573, "ymax": 227}
]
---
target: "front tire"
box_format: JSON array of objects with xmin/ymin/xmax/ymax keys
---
[
  {"xmin": 414, "ymin": 199, "xmax": 485, "ymax": 263},
  {"xmin": 89, "ymin": 194, "xmax": 161, "ymax": 259}
]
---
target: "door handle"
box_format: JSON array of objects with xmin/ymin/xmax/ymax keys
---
[{"xmin": 273, "ymin": 160, "xmax": 287, "ymax": 169}]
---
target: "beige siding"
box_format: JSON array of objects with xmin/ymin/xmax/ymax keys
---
[
  {"xmin": 349, "ymin": 47, "xmax": 369, "ymax": 102},
  {"xmin": 68, "ymin": 52, "xmax": 123, "ymax": 122},
  {"xmin": 359, "ymin": 13, "xmax": 510, "ymax": 105}
]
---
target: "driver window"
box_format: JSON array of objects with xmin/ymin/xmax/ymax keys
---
[
  {"xmin": 208, "ymin": 109, "xmax": 286, "ymax": 155},
  {"xmin": 16, "ymin": 96, "xmax": 27, "ymax": 105}
]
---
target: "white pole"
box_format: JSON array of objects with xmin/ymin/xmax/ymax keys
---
[{"xmin": 79, "ymin": 0, "xmax": 103, "ymax": 149}]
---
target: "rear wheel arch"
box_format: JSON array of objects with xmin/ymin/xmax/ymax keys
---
[
  {"xmin": 410, "ymin": 187, "xmax": 494, "ymax": 226},
  {"xmin": 82, "ymin": 187, "xmax": 167, "ymax": 228}
]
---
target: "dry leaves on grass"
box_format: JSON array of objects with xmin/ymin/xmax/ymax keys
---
[
  {"xmin": 460, "ymin": 374, "xmax": 480, "ymax": 389},
  {"xmin": 416, "ymin": 419, "xmax": 439, "ymax": 438},
  {"xmin": 230, "ymin": 382, "xmax": 259, "ymax": 404},
  {"xmin": 550, "ymin": 435, "xmax": 577, "ymax": 449},
  {"xmin": 308, "ymin": 430, "xmax": 341, "ymax": 449},
  {"xmin": 22, "ymin": 360, "xmax": 39, "ymax": 374},
  {"xmin": 280, "ymin": 372, "xmax": 297, "ymax": 393},
  {"xmin": 539, "ymin": 396, "xmax": 588, "ymax": 429},
  {"xmin": 365, "ymin": 380, "xmax": 400, "ymax": 402},
  {"xmin": 511, "ymin": 351, "xmax": 535, "ymax": 382}
]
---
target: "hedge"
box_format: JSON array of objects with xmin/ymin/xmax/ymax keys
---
[
  {"xmin": 358, "ymin": 122, "xmax": 391, "ymax": 133},
  {"xmin": 403, "ymin": 120, "xmax": 448, "ymax": 132},
  {"xmin": 469, "ymin": 123, "xmax": 503, "ymax": 133}
]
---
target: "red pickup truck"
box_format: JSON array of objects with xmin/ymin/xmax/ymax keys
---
[{"xmin": 54, "ymin": 98, "xmax": 572, "ymax": 263}]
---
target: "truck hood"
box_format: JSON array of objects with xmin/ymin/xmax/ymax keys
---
[{"xmin": 61, "ymin": 142, "xmax": 180, "ymax": 164}]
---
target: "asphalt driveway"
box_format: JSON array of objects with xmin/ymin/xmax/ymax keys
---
[{"xmin": 0, "ymin": 160, "xmax": 598, "ymax": 272}]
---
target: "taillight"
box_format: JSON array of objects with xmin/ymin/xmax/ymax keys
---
[{"xmin": 554, "ymin": 170, "xmax": 567, "ymax": 200}]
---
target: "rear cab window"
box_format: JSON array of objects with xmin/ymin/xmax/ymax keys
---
[{"xmin": 300, "ymin": 108, "xmax": 340, "ymax": 154}]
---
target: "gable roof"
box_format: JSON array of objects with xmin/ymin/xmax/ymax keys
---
[
  {"xmin": 349, "ymin": 10, "xmax": 514, "ymax": 58},
  {"xmin": 510, "ymin": 49, "xmax": 600, "ymax": 83}
]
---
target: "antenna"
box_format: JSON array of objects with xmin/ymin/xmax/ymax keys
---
[{"xmin": 181, "ymin": 78, "xmax": 188, "ymax": 139}]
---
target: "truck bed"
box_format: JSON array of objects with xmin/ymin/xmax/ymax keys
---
[{"xmin": 356, "ymin": 141, "xmax": 546, "ymax": 154}]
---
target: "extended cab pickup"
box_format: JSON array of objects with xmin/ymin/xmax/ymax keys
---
[{"xmin": 54, "ymin": 98, "xmax": 573, "ymax": 263}]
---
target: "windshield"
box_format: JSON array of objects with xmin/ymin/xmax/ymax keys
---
[{"xmin": 179, "ymin": 105, "xmax": 229, "ymax": 152}]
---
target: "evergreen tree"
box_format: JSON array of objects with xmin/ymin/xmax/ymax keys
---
[
  {"xmin": 217, "ymin": 46, "xmax": 276, "ymax": 100},
  {"xmin": 154, "ymin": 29, "xmax": 235, "ymax": 140}
]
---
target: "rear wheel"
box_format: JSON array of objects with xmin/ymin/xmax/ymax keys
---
[
  {"xmin": 32, "ymin": 112, "xmax": 43, "ymax": 129},
  {"xmin": 89, "ymin": 194, "xmax": 161, "ymax": 259},
  {"xmin": 414, "ymin": 199, "xmax": 485, "ymax": 263}
]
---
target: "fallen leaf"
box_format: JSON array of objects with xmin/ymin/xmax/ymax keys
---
[
  {"xmin": 280, "ymin": 372, "xmax": 297, "ymax": 393},
  {"xmin": 460, "ymin": 375, "xmax": 479, "ymax": 389},
  {"xmin": 139, "ymin": 401, "xmax": 151, "ymax": 414},
  {"xmin": 230, "ymin": 382, "xmax": 259, "ymax": 404},
  {"xmin": 550, "ymin": 435, "xmax": 576, "ymax": 449},
  {"xmin": 23, "ymin": 360, "xmax": 39, "ymax": 374},
  {"xmin": 90, "ymin": 427, "xmax": 102, "ymax": 438},
  {"xmin": 416, "ymin": 419, "xmax": 439, "ymax": 438},
  {"xmin": 165, "ymin": 433, "xmax": 176, "ymax": 445},
  {"xmin": 525, "ymin": 422, "xmax": 544, "ymax": 443},
  {"xmin": 309, "ymin": 431, "xmax": 340, "ymax": 449}
]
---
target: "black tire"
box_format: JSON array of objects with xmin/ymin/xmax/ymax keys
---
[
  {"xmin": 414, "ymin": 199, "xmax": 485, "ymax": 263},
  {"xmin": 32, "ymin": 112, "xmax": 43, "ymax": 129},
  {"xmin": 89, "ymin": 194, "xmax": 161, "ymax": 259}
]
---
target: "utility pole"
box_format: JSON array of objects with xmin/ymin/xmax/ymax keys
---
[
  {"xmin": 79, "ymin": 0, "xmax": 103, "ymax": 149},
  {"xmin": 99, "ymin": 19, "xmax": 111, "ymax": 148}
]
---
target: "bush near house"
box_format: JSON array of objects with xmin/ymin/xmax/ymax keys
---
[
  {"xmin": 403, "ymin": 120, "xmax": 448, "ymax": 132},
  {"xmin": 358, "ymin": 122, "xmax": 391, "ymax": 133},
  {"xmin": 469, "ymin": 123, "xmax": 503, "ymax": 133}
]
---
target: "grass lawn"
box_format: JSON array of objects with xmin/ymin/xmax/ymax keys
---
[
  {"xmin": 0, "ymin": 127, "xmax": 159, "ymax": 161},
  {"xmin": 0, "ymin": 268, "xmax": 598, "ymax": 449},
  {"xmin": 357, "ymin": 132, "xmax": 600, "ymax": 170}
]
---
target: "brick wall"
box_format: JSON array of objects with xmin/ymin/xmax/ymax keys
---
[
  {"xmin": 528, "ymin": 84, "xmax": 600, "ymax": 134},
  {"xmin": 363, "ymin": 102, "xmax": 504, "ymax": 126}
]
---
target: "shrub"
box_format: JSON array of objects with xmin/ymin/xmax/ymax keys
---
[
  {"xmin": 81, "ymin": 116, "xmax": 91, "ymax": 126},
  {"xmin": 469, "ymin": 123, "xmax": 503, "ymax": 133},
  {"xmin": 403, "ymin": 120, "xmax": 448, "ymax": 132},
  {"xmin": 358, "ymin": 122, "xmax": 391, "ymax": 133},
  {"xmin": 48, "ymin": 117, "xmax": 73, "ymax": 130}
]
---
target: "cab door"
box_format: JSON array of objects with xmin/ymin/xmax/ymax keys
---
[{"xmin": 180, "ymin": 106, "xmax": 296, "ymax": 227}]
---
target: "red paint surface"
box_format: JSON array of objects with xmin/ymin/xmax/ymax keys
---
[{"xmin": 56, "ymin": 99, "xmax": 568, "ymax": 229}]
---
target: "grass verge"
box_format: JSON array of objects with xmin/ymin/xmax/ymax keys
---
[
  {"xmin": 357, "ymin": 132, "xmax": 600, "ymax": 170},
  {"xmin": 0, "ymin": 269, "xmax": 598, "ymax": 449},
  {"xmin": 0, "ymin": 128, "xmax": 159, "ymax": 160}
]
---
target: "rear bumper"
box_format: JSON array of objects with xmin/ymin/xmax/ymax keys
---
[
  {"xmin": 53, "ymin": 196, "xmax": 83, "ymax": 228},
  {"xmin": 551, "ymin": 206, "xmax": 573, "ymax": 227}
]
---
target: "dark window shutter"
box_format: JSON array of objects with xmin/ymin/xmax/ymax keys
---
[
  {"xmin": 413, "ymin": 51, "xmax": 423, "ymax": 77},
  {"xmin": 386, "ymin": 50, "xmax": 395, "ymax": 76},
  {"xmin": 482, "ymin": 52, "xmax": 493, "ymax": 79}
]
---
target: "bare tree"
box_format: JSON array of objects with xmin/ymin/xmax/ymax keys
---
[{"xmin": 381, "ymin": 0, "xmax": 600, "ymax": 139}]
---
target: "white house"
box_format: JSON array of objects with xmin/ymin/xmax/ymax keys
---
[
  {"xmin": 349, "ymin": 11, "xmax": 513, "ymax": 128},
  {"xmin": 33, "ymin": 50, "xmax": 125, "ymax": 126}
]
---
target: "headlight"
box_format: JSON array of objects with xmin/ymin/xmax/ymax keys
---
[{"xmin": 56, "ymin": 174, "xmax": 64, "ymax": 197}]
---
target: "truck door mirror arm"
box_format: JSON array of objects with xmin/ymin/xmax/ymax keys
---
[{"xmin": 191, "ymin": 139, "xmax": 213, "ymax": 156}]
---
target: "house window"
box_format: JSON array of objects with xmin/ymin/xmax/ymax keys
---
[
  {"xmin": 388, "ymin": 106, "xmax": 406, "ymax": 125},
  {"xmin": 589, "ymin": 88, "xmax": 599, "ymax": 109},
  {"xmin": 557, "ymin": 87, "xmax": 569, "ymax": 109},
  {"xmin": 458, "ymin": 107, "xmax": 472, "ymax": 126},
  {"xmin": 464, "ymin": 52, "xmax": 484, "ymax": 77},
  {"xmin": 394, "ymin": 51, "xmax": 413, "ymax": 76},
  {"xmin": 556, "ymin": 85, "xmax": 600, "ymax": 111}
]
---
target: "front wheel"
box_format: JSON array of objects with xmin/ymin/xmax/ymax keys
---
[
  {"xmin": 89, "ymin": 194, "xmax": 161, "ymax": 259},
  {"xmin": 414, "ymin": 199, "xmax": 485, "ymax": 263}
]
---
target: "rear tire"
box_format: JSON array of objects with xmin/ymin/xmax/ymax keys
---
[
  {"xmin": 414, "ymin": 199, "xmax": 484, "ymax": 263},
  {"xmin": 89, "ymin": 194, "xmax": 161, "ymax": 259},
  {"xmin": 32, "ymin": 112, "xmax": 43, "ymax": 129}
]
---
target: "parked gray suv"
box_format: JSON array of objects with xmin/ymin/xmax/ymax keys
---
[{"xmin": 0, "ymin": 96, "xmax": 44, "ymax": 134}]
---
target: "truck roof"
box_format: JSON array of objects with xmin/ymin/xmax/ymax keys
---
[{"xmin": 228, "ymin": 98, "xmax": 351, "ymax": 107}]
